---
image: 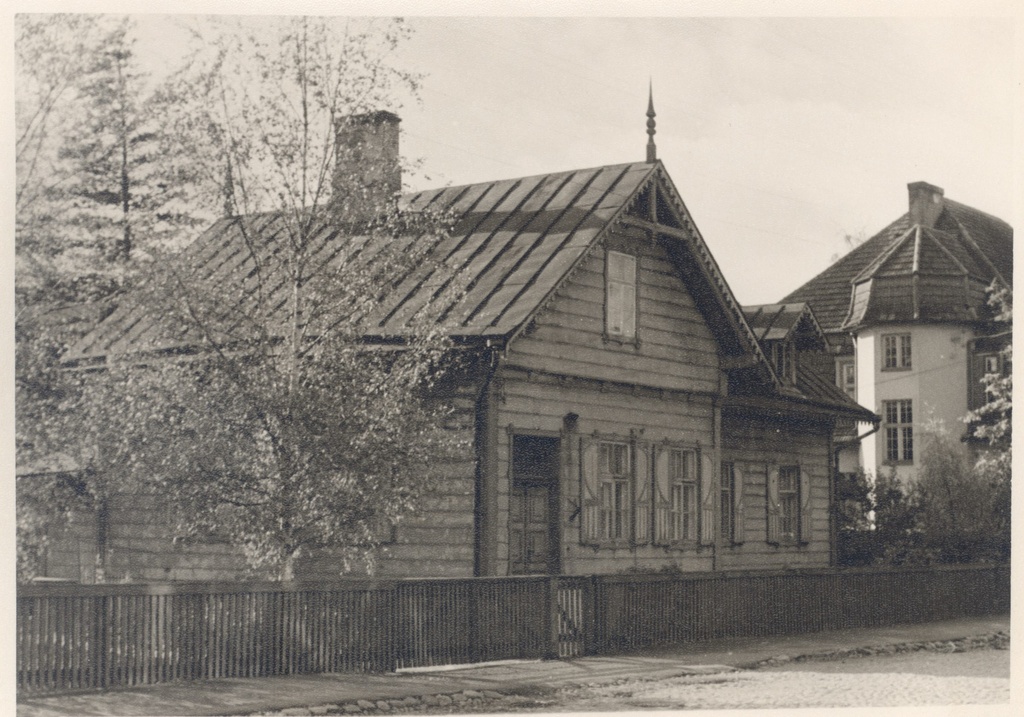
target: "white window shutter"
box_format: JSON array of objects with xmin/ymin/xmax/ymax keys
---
[
  {"xmin": 633, "ymin": 441, "xmax": 651, "ymax": 545},
  {"xmin": 767, "ymin": 465, "xmax": 780, "ymax": 544},
  {"xmin": 580, "ymin": 437, "xmax": 601, "ymax": 544},
  {"xmin": 622, "ymin": 279, "xmax": 636, "ymax": 337},
  {"xmin": 799, "ymin": 467, "xmax": 812, "ymax": 544},
  {"xmin": 653, "ymin": 445, "xmax": 670, "ymax": 544},
  {"xmin": 699, "ymin": 451, "xmax": 715, "ymax": 545},
  {"xmin": 606, "ymin": 282, "xmax": 622, "ymax": 333},
  {"xmin": 733, "ymin": 464, "xmax": 745, "ymax": 545}
]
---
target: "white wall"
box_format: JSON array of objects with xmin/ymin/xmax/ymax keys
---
[{"xmin": 854, "ymin": 323, "xmax": 973, "ymax": 481}]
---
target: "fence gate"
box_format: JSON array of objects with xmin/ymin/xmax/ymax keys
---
[{"xmin": 556, "ymin": 577, "xmax": 588, "ymax": 657}]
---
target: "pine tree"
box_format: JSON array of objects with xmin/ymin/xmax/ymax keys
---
[{"xmin": 56, "ymin": 17, "xmax": 205, "ymax": 297}]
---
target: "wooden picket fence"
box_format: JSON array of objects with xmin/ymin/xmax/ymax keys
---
[{"xmin": 17, "ymin": 564, "xmax": 1009, "ymax": 696}]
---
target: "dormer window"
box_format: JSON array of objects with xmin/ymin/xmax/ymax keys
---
[
  {"xmin": 605, "ymin": 251, "xmax": 636, "ymax": 339},
  {"xmin": 770, "ymin": 341, "xmax": 795, "ymax": 383}
]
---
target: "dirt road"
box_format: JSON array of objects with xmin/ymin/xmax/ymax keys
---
[{"xmin": 411, "ymin": 646, "xmax": 1010, "ymax": 712}]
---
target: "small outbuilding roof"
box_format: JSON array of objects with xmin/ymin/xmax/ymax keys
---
[{"xmin": 742, "ymin": 302, "xmax": 825, "ymax": 347}]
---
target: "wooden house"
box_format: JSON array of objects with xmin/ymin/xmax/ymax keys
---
[{"xmin": 46, "ymin": 110, "xmax": 876, "ymax": 582}]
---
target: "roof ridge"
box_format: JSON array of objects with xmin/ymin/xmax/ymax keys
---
[
  {"xmin": 920, "ymin": 226, "xmax": 971, "ymax": 277},
  {"xmin": 950, "ymin": 215, "xmax": 1008, "ymax": 287},
  {"xmin": 851, "ymin": 224, "xmax": 915, "ymax": 283},
  {"xmin": 398, "ymin": 161, "xmax": 646, "ymax": 202},
  {"xmin": 943, "ymin": 197, "xmax": 1012, "ymax": 233}
]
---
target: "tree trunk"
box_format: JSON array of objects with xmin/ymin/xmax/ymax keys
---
[{"xmin": 281, "ymin": 553, "xmax": 296, "ymax": 582}]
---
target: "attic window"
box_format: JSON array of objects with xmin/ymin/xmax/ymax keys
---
[
  {"xmin": 605, "ymin": 251, "xmax": 637, "ymax": 339},
  {"xmin": 770, "ymin": 342, "xmax": 795, "ymax": 383}
]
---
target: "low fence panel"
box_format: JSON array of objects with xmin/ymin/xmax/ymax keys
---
[{"xmin": 17, "ymin": 564, "xmax": 1009, "ymax": 696}]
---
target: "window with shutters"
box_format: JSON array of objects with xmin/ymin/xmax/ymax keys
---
[
  {"xmin": 580, "ymin": 436, "xmax": 650, "ymax": 547},
  {"xmin": 605, "ymin": 251, "xmax": 637, "ymax": 340},
  {"xmin": 654, "ymin": 444, "xmax": 713, "ymax": 547}
]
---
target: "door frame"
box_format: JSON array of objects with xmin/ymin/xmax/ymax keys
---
[{"xmin": 508, "ymin": 430, "xmax": 562, "ymax": 575}]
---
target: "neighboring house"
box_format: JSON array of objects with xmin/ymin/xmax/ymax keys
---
[
  {"xmin": 37, "ymin": 110, "xmax": 874, "ymax": 582},
  {"xmin": 782, "ymin": 182, "xmax": 1012, "ymax": 482}
]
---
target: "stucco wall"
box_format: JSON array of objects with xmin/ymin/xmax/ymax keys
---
[{"xmin": 855, "ymin": 323, "xmax": 973, "ymax": 481}]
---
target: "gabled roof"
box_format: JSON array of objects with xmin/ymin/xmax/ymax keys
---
[
  {"xmin": 742, "ymin": 302, "xmax": 825, "ymax": 348},
  {"xmin": 64, "ymin": 157, "xmax": 883, "ymax": 423},
  {"xmin": 781, "ymin": 194, "xmax": 1012, "ymax": 334},
  {"xmin": 69, "ymin": 161, "xmax": 773, "ymax": 377},
  {"xmin": 69, "ymin": 163, "xmax": 653, "ymax": 360}
]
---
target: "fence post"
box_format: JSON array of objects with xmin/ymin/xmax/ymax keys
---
[
  {"xmin": 590, "ymin": 574, "xmax": 605, "ymax": 655},
  {"xmin": 467, "ymin": 581, "xmax": 480, "ymax": 665},
  {"xmin": 95, "ymin": 594, "xmax": 109, "ymax": 689},
  {"xmin": 545, "ymin": 576, "xmax": 560, "ymax": 660}
]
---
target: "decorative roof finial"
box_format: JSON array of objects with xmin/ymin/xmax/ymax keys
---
[{"xmin": 646, "ymin": 80, "xmax": 657, "ymax": 163}]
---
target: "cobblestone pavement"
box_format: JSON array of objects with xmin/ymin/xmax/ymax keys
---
[{"xmin": 256, "ymin": 633, "xmax": 1009, "ymax": 714}]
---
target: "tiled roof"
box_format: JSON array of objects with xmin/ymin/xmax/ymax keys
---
[
  {"xmin": 68, "ymin": 163, "xmax": 656, "ymax": 361},
  {"xmin": 793, "ymin": 362, "xmax": 877, "ymax": 422},
  {"xmin": 842, "ymin": 223, "xmax": 998, "ymax": 328},
  {"xmin": 781, "ymin": 196, "xmax": 1012, "ymax": 334}
]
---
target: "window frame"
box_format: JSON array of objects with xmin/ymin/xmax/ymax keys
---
[
  {"xmin": 882, "ymin": 333, "xmax": 912, "ymax": 371},
  {"xmin": 982, "ymin": 354, "xmax": 1001, "ymax": 375},
  {"xmin": 581, "ymin": 434, "xmax": 649, "ymax": 549},
  {"xmin": 654, "ymin": 445, "xmax": 699, "ymax": 545},
  {"xmin": 598, "ymin": 441, "xmax": 632, "ymax": 543},
  {"xmin": 882, "ymin": 399, "xmax": 914, "ymax": 464},
  {"xmin": 767, "ymin": 464, "xmax": 808, "ymax": 546},
  {"xmin": 777, "ymin": 466, "xmax": 800, "ymax": 543},
  {"xmin": 836, "ymin": 357, "xmax": 856, "ymax": 400},
  {"xmin": 770, "ymin": 341, "xmax": 795, "ymax": 383},
  {"xmin": 604, "ymin": 250, "xmax": 638, "ymax": 342}
]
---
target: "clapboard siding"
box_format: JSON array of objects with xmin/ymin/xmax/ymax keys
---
[
  {"xmin": 719, "ymin": 409, "xmax": 833, "ymax": 570},
  {"xmin": 31, "ymin": 380, "xmax": 482, "ymax": 583},
  {"xmin": 494, "ymin": 367, "xmax": 716, "ymax": 575},
  {"xmin": 506, "ymin": 236, "xmax": 721, "ymax": 394}
]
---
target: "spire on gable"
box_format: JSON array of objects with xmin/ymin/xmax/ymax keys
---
[{"xmin": 646, "ymin": 81, "xmax": 657, "ymax": 163}]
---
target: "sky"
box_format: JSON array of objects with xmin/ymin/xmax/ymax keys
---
[
  {"xmin": 13, "ymin": 1, "xmax": 1020, "ymax": 307},
  {"xmin": 387, "ymin": 13, "xmax": 1015, "ymax": 304}
]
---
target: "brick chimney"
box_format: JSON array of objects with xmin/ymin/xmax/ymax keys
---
[
  {"xmin": 332, "ymin": 111, "xmax": 401, "ymax": 223},
  {"xmin": 907, "ymin": 181, "xmax": 944, "ymax": 228}
]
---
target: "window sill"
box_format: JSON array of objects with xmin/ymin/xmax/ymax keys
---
[
  {"xmin": 603, "ymin": 333, "xmax": 641, "ymax": 349},
  {"xmin": 882, "ymin": 460, "xmax": 914, "ymax": 466},
  {"xmin": 655, "ymin": 540, "xmax": 701, "ymax": 550},
  {"xmin": 880, "ymin": 366, "xmax": 912, "ymax": 372},
  {"xmin": 583, "ymin": 540, "xmax": 633, "ymax": 550}
]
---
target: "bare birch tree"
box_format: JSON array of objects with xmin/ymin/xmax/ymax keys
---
[{"xmin": 26, "ymin": 17, "xmax": 466, "ymax": 581}]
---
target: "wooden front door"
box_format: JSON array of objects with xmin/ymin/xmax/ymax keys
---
[{"xmin": 509, "ymin": 435, "xmax": 560, "ymax": 575}]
